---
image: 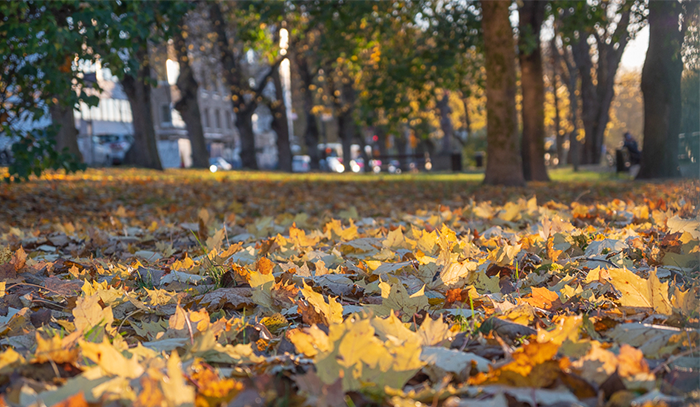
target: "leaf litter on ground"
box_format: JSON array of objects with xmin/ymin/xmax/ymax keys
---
[{"xmin": 0, "ymin": 169, "xmax": 698, "ymax": 406}]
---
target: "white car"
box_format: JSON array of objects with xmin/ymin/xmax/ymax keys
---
[
  {"xmin": 209, "ymin": 157, "xmax": 233, "ymax": 172},
  {"xmin": 292, "ymin": 155, "xmax": 310, "ymax": 172},
  {"xmin": 92, "ymin": 134, "xmax": 133, "ymax": 165}
]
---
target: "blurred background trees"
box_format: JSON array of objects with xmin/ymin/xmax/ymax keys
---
[{"xmin": 1, "ymin": 0, "xmax": 698, "ymax": 183}]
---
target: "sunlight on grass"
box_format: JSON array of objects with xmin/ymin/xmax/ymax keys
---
[{"xmin": 4, "ymin": 165, "xmax": 635, "ymax": 184}]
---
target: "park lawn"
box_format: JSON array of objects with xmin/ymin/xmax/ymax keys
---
[{"xmin": 0, "ymin": 167, "xmax": 698, "ymax": 406}]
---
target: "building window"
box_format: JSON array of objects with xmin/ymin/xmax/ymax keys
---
[
  {"xmin": 204, "ymin": 108, "xmax": 210, "ymax": 127},
  {"xmin": 226, "ymin": 112, "xmax": 232, "ymax": 129},
  {"xmin": 215, "ymin": 109, "xmax": 221, "ymax": 129},
  {"xmin": 161, "ymin": 104, "xmax": 172, "ymax": 124}
]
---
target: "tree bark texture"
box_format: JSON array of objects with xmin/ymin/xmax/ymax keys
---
[
  {"xmin": 270, "ymin": 64, "xmax": 292, "ymax": 172},
  {"xmin": 550, "ymin": 38, "xmax": 565, "ymax": 166},
  {"xmin": 173, "ymin": 27, "xmax": 209, "ymax": 169},
  {"xmin": 480, "ymin": 0, "xmax": 525, "ymax": 186},
  {"xmin": 556, "ymin": 37, "xmax": 581, "ymax": 171},
  {"xmin": 518, "ymin": 1, "xmax": 549, "ymax": 181},
  {"xmin": 121, "ymin": 49, "xmax": 163, "ymax": 170},
  {"xmin": 209, "ymin": 2, "xmax": 258, "ymax": 169},
  {"xmin": 462, "ymin": 95, "xmax": 471, "ymax": 137},
  {"xmin": 571, "ymin": 7, "xmax": 631, "ymax": 165},
  {"xmin": 638, "ymin": 0, "xmax": 684, "ymax": 179},
  {"xmin": 330, "ymin": 70, "xmax": 356, "ymax": 171},
  {"xmin": 438, "ymin": 91, "xmax": 454, "ymax": 154},
  {"xmin": 49, "ymin": 102, "xmax": 82, "ymax": 161},
  {"xmin": 295, "ymin": 53, "xmax": 321, "ymax": 170}
]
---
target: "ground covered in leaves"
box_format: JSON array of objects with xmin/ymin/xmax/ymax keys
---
[{"xmin": 0, "ymin": 169, "xmax": 698, "ymax": 407}]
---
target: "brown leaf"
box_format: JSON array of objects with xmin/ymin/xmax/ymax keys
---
[
  {"xmin": 11, "ymin": 247, "xmax": 27, "ymax": 272},
  {"xmin": 197, "ymin": 288, "xmax": 254, "ymax": 311},
  {"xmin": 293, "ymin": 370, "xmax": 345, "ymax": 407},
  {"xmin": 297, "ymin": 299, "xmax": 327, "ymax": 326}
]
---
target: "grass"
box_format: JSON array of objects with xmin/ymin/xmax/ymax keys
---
[{"xmin": 26, "ymin": 165, "xmax": 626, "ymax": 183}]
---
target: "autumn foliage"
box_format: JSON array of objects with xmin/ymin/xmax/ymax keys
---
[{"xmin": 0, "ymin": 170, "xmax": 698, "ymax": 406}]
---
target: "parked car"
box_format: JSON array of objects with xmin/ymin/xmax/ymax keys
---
[
  {"xmin": 209, "ymin": 157, "xmax": 233, "ymax": 172},
  {"xmin": 92, "ymin": 134, "xmax": 133, "ymax": 165},
  {"xmin": 322, "ymin": 156, "xmax": 345, "ymax": 173},
  {"xmin": 292, "ymin": 155, "xmax": 310, "ymax": 172}
]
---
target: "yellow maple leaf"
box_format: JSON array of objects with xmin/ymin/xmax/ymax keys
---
[
  {"xmin": 370, "ymin": 311, "xmax": 416, "ymax": 343},
  {"xmin": 536, "ymin": 315, "xmax": 583, "ymax": 345},
  {"xmin": 416, "ymin": 315, "xmax": 451, "ymax": 346},
  {"xmin": 524, "ymin": 286, "xmax": 560, "ymax": 309},
  {"xmin": 34, "ymin": 332, "xmax": 80, "ymax": 364},
  {"xmin": 487, "ymin": 243, "xmax": 521, "ymax": 267},
  {"xmin": 299, "ymin": 282, "xmax": 343, "ymax": 325},
  {"xmin": 288, "ymin": 325, "xmax": 331, "ymax": 357},
  {"xmin": 0, "ymin": 348, "xmax": 25, "ymax": 372},
  {"xmin": 249, "ymin": 270, "xmax": 275, "ymax": 309},
  {"xmin": 205, "ymin": 228, "xmax": 226, "ymax": 252},
  {"xmin": 145, "ymin": 288, "xmax": 177, "ymax": 307},
  {"xmin": 383, "ymin": 227, "xmax": 414, "ymax": 250},
  {"xmin": 370, "ymin": 280, "xmax": 429, "ymax": 322},
  {"xmin": 72, "ymin": 294, "xmax": 115, "ymax": 337},
  {"xmin": 585, "ymin": 267, "xmax": 672, "ymax": 314},
  {"xmin": 171, "ymin": 254, "xmax": 195, "ymax": 271},
  {"xmin": 315, "ymin": 316, "xmax": 424, "ymax": 392},
  {"xmin": 289, "ymin": 224, "xmax": 320, "ymax": 247},
  {"xmin": 163, "ymin": 351, "xmax": 196, "ymax": 406},
  {"xmin": 80, "ymin": 338, "xmax": 144, "ymax": 379},
  {"xmin": 671, "ymin": 287, "xmax": 699, "ymax": 316},
  {"xmin": 325, "ymin": 219, "xmax": 358, "ymax": 241}
]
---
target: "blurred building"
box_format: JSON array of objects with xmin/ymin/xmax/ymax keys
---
[{"xmin": 73, "ymin": 53, "xmax": 277, "ymax": 168}]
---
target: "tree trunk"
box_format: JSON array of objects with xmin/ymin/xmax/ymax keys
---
[
  {"xmin": 332, "ymin": 74, "xmax": 356, "ymax": 172},
  {"xmin": 209, "ymin": 2, "xmax": 258, "ymax": 170},
  {"xmin": 356, "ymin": 125, "xmax": 370, "ymax": 172},
  {"xmin": 571, "ymin": 8, "xmax": 631, "ymax": 165},
  {"xmin": 173, "ymin": 28, "xmax": 209, "ymax": 169},
  {"xmin": 638, "ymin": 0, "xmax": 684, "ymax": 179},
  {"xmin": 236, "ymin": 107, "xmax": 258, "ymax": 169},
  {"xmin": 396, "ymin": 129, "xmax": 408, "ymax": 171},
  {"xmin": 375, "ymin": 125, "xmax": 388, "ymax": 158},
  {"xmin": 437, "ymin": 91, "xmax": 454, "ymax": 154},
  {"xmin": 518, "ymin": 1, "xmax": 549, "ymax": 181},
  {"xmin": 121, "ymin": 49, "xmax": 163, "ymax": 170},
  {"xmin": 480, "ymin": 0, "xmax": 525, "ymax": 186},
  {"xmin": 550, "ymin": 43, "xmax": 565, "ymax": 166},
  {"xmin": 49, "ymin": 102, "xmax": 82, "ymax": 161},
  {"xmin": 295, "ymin": 54, "xmax": 320, "ymax": 170},
  {"xmin": 462, "ymin": 95, "xmax": 471, "ymax": 138},
  {"xmin": 270, "ymin": 65, "xmax": 292, "ymax": 172},
  {"xmin": 557, "ymin": 38, "xmax": 581, "ymax": 171}
]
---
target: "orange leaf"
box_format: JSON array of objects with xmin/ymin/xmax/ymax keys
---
[
  {"xmin": 53, "ymin": 392, "xmax": 88, "ymax": 407},
  {"xmin": 524, "ymin": 286, "xmax": 560, "ymax": 309},
  {"xmin": 255, "ymin": 257, "xmax": 274, "ymax": 275}
]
